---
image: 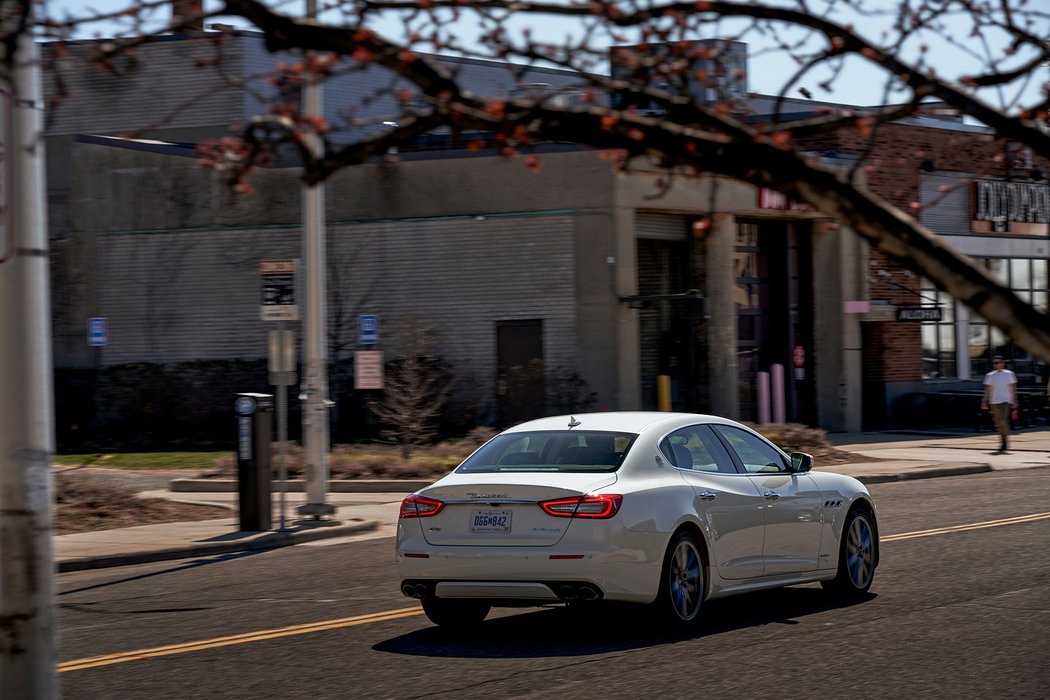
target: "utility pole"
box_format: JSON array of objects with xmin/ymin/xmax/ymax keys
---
[
  {"xmin": 0, "ymin": 2, "xmax": 58, "ymax": 696},
  {"xmin": 298, "ymin": 0, "xmax": 334, "ymax": 519}
]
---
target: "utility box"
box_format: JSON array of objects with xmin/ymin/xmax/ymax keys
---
[{"xmin": 234, "ymin": 393, "xmax": 273, "ymax": 531}]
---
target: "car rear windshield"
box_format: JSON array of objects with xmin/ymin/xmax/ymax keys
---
[{"xmin": 456, "ymin": 430, "xmax": 637, "ymax": 473}]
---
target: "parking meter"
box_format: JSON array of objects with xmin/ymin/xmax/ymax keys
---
[{"xmin": 234, "ymin": 393, "xmax": 273, "ymax": 531}]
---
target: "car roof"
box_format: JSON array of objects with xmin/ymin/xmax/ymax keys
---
[{"xmin": 501, "ymin": 411, "xmax": 742, "ymax": 435}]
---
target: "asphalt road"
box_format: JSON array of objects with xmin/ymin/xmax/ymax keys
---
[{"xmin": 56, "ymin": 469, "xmax": 1050, "ymax": 699}]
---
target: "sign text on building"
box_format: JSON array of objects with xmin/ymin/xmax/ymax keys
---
[
  {"xmin": 757, "ymin": 188, "xmax": 815, "ymax": 212},
  {"xmin": 972, "ymin": 180, "xmax": 1050, "ymax": 235},
  {"xmin": 896, "ymin": 307, "xmax": 942, "ymax": 322}
]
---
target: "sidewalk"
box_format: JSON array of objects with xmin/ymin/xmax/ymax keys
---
[{"xmin": 54, "ymin": 427, "xmax": 1050, "ymax": 573}]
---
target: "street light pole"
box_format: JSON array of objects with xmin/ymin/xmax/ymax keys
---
[
  {"xmin": 0, "ymin": 5, "xmax": 58, "ymax": 696},
  {"xmin": 299, "ymin": 0, "xmax": 334, "ymax": 519}
]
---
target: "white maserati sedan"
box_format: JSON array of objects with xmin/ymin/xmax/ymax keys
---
[{"xmin": 396, "ymin": 412, "xmax": 878, "ymax": 627}]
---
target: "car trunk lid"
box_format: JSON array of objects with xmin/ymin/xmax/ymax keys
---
[{"xmin": 417, "ymin": 472, "xmax": 618, "ymax": 546}]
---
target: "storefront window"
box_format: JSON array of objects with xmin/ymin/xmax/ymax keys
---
[
  {"xmin": 919, "ymin": 280, "xmax": 955, "ymax": 379},
  {"xmin": 966, "ymin": 257, "xmax": 1048, "ymax": 383}
]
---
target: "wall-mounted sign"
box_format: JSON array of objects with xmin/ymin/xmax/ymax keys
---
[
  {"xmin": 843, "ymin": 300, "xmax": 871, "ymax": 314},
  {"xmin": 972, "ymin": 180, "xmax": 1050, "ymax": 235},
  {"xmin": 896, "ymin": 307, "xmax": 942, "ymax": 322},
  {"xmin": 359, "ymin": 314, "xmax": 379, "ymax": 344},
  {"xmin": 757, "ymin": 188, "xmax": 815, "ymax": 212},
  {"xmin": 87, "ymin": 317, "xmax": 108, "ymax": 346},
  {"xmin": 354, "ymin": 350, "xmax": 384, "ymax": 390}
]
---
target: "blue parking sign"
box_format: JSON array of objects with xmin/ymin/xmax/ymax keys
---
[
  {"xmin": 359, "ymin": 314, "xmax": 379, "ymax": 344},
  {"xmin": 87, "ymin": 317, "xmax": 107, "ymax": 347}
]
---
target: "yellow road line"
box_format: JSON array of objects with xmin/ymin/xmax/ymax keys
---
[
  {"xmin": 58, "ymin": 607, "xmax": 423, "ymax": 672},
  {"xmin": 60, "ymin": 510, "xmax": 1050, "ymax": 673},
  {"xmin": 883, "ymin": 511, "xmax": 1050, "ymax": 542}
]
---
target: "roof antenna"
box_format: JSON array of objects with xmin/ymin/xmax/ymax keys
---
[{"xmin": 568, "ymin": 416, "xmax": 581, "ymax": 428}]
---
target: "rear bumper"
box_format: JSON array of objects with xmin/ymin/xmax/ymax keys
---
[
  {"xmin": 400, "ymin": 579, "xmax": 603, "ymax": 604},
  {"xmin": 396, "ymin": 524, "xmax": 665, "ymax": 604}
]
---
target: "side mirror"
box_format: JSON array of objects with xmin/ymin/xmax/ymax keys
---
[{"xmin": 790, "ymin": 452, "xmax": 813, "ymax": 473}]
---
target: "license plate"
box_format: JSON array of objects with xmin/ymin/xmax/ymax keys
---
[{"xmin": 470, "ymin": 510, "xmax": 512, "ymax": 533}]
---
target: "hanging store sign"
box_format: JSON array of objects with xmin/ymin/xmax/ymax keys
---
[
  {"xmin": 896, "ymin": 307, "xmax": 942, "ymax": 322},
  {"xmin": 972, "ymin": 180, "xmax": 1050, "ymax": 235}
]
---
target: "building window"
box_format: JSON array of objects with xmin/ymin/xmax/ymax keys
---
[
  {"xmin": 966, "ymin": 257, "xmax": 1048, "ymax": 382},
  {"xmin": 919, "ymin": 279, "xmax": 955, "ymax": 379}
]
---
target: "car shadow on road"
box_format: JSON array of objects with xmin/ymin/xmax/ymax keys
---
[{"xmin": 374, "ymin": 586, "xmax": 877, "ymax": 658}]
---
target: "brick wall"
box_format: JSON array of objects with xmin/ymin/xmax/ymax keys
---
[{"xmin": 801, "ymin": 121, "xmax": 1050, "ymax": 386}]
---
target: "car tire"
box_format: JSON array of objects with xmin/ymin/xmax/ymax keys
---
[
  {"xmin": 421, "ymin": 598, "xmax": 491, "ymax": 628},
  {"xmin": 655, "ymin": 530, "xmax": 706, "ymax": 625},
  {"xmin": 822, "ymin": 506, "xmax": 877, "ymax": 596}
]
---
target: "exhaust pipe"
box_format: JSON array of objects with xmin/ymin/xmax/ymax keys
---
[
  {"xmin": 558, "ymin": 586, "xmax": 578, "ymax": 601},
  {"xmin": 402, "ymin": 583, "xmax": 418, "ymax": 598},
  {"xmin": 413, "ymin": 583, "xmax": 430, "ymax": 599},
  {"xmin": 578, "ymin": 585, "xmax": 599, "ymax": 602}
]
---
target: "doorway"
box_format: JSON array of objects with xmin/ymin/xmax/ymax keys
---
[
  {"xmin": 735, "ymin": 220, "xmax": 815, "ymax": 424},
  {"xmin": 496, "ymin": 319, "xmax": 544, "ymax": 427}
]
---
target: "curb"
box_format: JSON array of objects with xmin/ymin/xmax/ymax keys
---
[
  {"xmin": 853, "ymin": 463, "xmax": 992, "ymax": 484},
  {"xmin": 170, "ymin": 479, "xmax": 434, "ymax": 493},
  {"xmin": 57, "ymin": 519, "xmax": 380, "ymax": 573}
]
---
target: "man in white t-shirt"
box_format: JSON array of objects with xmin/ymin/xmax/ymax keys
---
[{"xmin": 982, "ymin": 355, "xmax": 1018, "ymax": 453}]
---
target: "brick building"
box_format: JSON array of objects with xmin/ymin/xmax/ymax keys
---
[{"xmin": 802, "ymin": 115, "xmax": 1050, "ymax": 427}]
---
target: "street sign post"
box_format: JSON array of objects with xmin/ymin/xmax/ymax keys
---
[
  {"xmin": 0, "ymin": 87, "xmax": 12, "ymax": 265},
  {"xmin": 260, "ymin": 259, "xmax": 299, "ymax": 321},
  {"xmin": 268, "ymin": 329, "xmax": 297, "ymax": 531}
]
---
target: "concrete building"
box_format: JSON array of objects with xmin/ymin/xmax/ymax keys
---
[
  {"xmin": 55, "ymin": 133, "xmax": 866, "ymax": 445},
  {"xmin": 50, "ymin": 28, "xmax": 1034, "ymax": 445}
]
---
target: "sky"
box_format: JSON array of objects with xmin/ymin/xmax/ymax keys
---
[{"xmin": 42, "ymin": 0, "xmax": 1050, "ymax": 111}]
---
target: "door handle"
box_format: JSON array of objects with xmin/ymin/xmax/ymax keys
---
[
  {"xmin": 763, "ymin": 491, "xmax": 781, "ymax": 500},
  {"xmin": 697, "ymin": 491, "xmax": 717, "ymax": 500}
]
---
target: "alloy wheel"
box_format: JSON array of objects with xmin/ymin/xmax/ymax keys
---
[
  {"xmin": 846, "ymin": 514, "xmax": 874, "ymax": 589},
  {"xmin": 668, "ymin": 537, "xmax": 703, "ymax": 621}
]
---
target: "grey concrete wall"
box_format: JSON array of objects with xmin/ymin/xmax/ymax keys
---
[
  {"xmin": 705, "ymin": 213, "xmax": 739, "ymax": 419},
  {"xmin": 574, "ymin": 209, "xmax": 622, "ymax": 411},
  {"xmin": 61, "ymin": 143, "xmax": 629, "ymax": 416},
  {"xmin": 812, "ymin": 223, "xmax": 865, "ymax": 432},
  {"xmin": 43, "ymin": 37, "xmax": 245, "ymax": 137}
]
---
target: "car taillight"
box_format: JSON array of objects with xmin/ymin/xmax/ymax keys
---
[
  {"xmin": 539, "ymin": 494, "xmax": 622, "ymax": 519},
  {"xmin": 399, "ymin": 494, "xmax": 445, "ymax": 518}
]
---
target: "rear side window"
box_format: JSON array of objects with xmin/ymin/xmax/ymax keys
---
[
  {"xmin": 660, "ymin": 425, "xmax": 738, "ymax": 474},
  {"xmin": 456, "ymin": 431, "xmax": 636, "ymax": 473},
  {"xmin": 712, "ymin": 425, "xmax": 788, "ymax": 474}
]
